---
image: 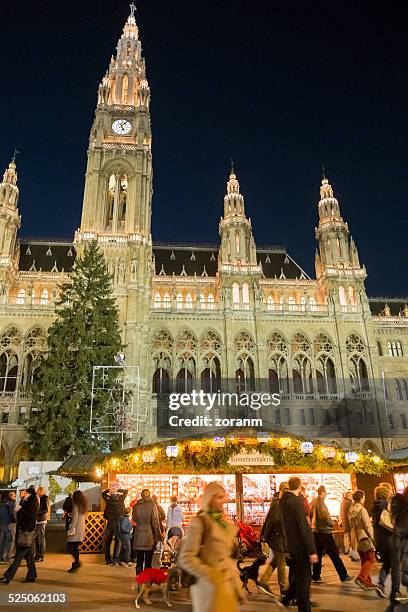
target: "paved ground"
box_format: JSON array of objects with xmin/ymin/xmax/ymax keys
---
[{"xmin": 0, "ymin": 553, "xmax": 405, "ymax": 611}]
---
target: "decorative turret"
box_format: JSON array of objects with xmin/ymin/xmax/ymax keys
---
[
  {"xmin": 0, "ymin": 154, "xmax": 21, "ymax": 267},
  {"xmin": 219, "ymin": 167, "xmax": 258, "ymax": 267},
  {"xmin": 314, "ymin": 171, "xmax": 367, "ymax": 310}
]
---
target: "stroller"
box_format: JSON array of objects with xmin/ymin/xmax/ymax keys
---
[{"xmin": 232, "ymin": 516, "xmax": 262, "ymax": 561}]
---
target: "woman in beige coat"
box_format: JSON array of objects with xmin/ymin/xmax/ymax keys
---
[{"xmin": 178, "ymin": 482, "xmax": 243, "ymax": 612}]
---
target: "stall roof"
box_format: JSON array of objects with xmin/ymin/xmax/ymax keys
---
[
  {"xmin": 386, "ymin": 447, "xmax": 408, "ymax": 465},
  {"xmin": 57, "ymin": 454, "xmax": 103, "ymax": 479}
]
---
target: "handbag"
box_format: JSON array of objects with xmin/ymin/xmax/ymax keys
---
[
  {"xmin": 379, "ymin": 508, "xmax": 393, "ymax": 532},
  {"xmin": 17, "ymin": 529, "xmax": 35, "ymax": 548}
]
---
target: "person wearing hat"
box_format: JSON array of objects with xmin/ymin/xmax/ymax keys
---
[{"xmin": 178, "ymin": 481, "xmax": 243, "ymax": 612}]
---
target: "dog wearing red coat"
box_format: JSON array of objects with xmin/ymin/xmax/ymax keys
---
[{"xmin": 132, "ymin": 567, "xmax": 172, "ymax": 608}]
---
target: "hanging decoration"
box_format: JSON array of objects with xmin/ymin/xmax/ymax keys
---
[
  {"xmin": 257, "ymin": 432, "xmax": 270, "ymax": 443},
  {"xmin": 345, "ymin": 452, "xmax": 360, "ymax": 464},
  {"xmin": 165, "ymin": 445, "xmax": 179, "ymax": 458},
  {"xmin": 322, "ymin": 447, "xmax": 336, "ymax": 460},
  {"xmin": 142, "ymin": 451, "xmax": 155, "ymax": 463},
  {"xmin": 213, "ymin": 437, "xmax": 226, "ymax": 447},
  {"xmin": 300, "ymin": 442, "xmax": 314, "ymax": 454}
]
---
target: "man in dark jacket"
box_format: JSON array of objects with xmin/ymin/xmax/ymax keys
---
[
  {"xmin": 280, "ymin": 476, "xmax": 318, "ymax": 611},
  {"xmin": 102, "ymin": 483, "xmax": 128, "ymax": 565},
  {"xmin": 259, "ymin": 481, "xmax": 289, "ymax": 596},
  {"xmin": 1, "ymin": 487, "xmax": 39, "ymax": 584},
  {"xmin": 132, "ymin": 489, "xmax": 161, "ymax": 575},
  {"xmin": 310, "ymin": 485, "xmax": 351, "ymax": 583},
  {"xmin": 34, "ymin": 487, "xmax": 50, "ymax": 562},
  {"xmin": 0, "ymin": 492, "xmax": 13, "ymax": 562}
]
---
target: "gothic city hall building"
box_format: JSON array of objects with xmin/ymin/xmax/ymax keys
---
[{"xmin": 0, "ymin": 8, "xmax": 407, "ymax": 480}]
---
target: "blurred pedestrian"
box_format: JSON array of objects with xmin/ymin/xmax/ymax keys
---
[
  {"xmin": 0, "ymin": 492, "xmax": 13, "ymax": 563},
  {"xmin": 178, "ymin": 481, "xmax": 243, "ymax": 612},
  {"xmin": 132, "ymin": 489, "xmax": 162, "ymax": 575},
  {"xmin": 166, "ymin": 495, "xmax": 184, "ymax": 549},
  {"xmin": 1, "ymin": 486, "xmax": 39, "ymax": 584},
  {"xmin": 279, "ymin": 476, "xmax": 318, "ymax": 611},
  {"xmin": 34, "ymin": 487, "xmax": 50, "ymax": 562},
  {"xmin": 66, "ymin": 490, "xmax": 87, "ymax": 573},
  {"xmin": 259, "ymin": 481, "xmax": 289, "ymax": 596},
  {"xmin": 6, "ymin": 492, "xmax": 16, "ymax": 562},
  {"xmin": 339, "ymin": 491, "xmax": 359, "ymax": 561},
  {"xmin": 371, "ymin": 485, "xmax": 395, "ymax": 598},
  {"xmin": 349, "ymin": 489, "xmax": 376, "ymax": 590},
  {"xmin": 310, "ymin": 486, "xmax": 352, "ymax": 584},
  {"xmin": 62, "ymin": 494, "xmax": 73, "ymax": 531},
  {"xmin": 102, "ymin": 482, "xmax": 128, "ymax": 565},
  {"xmin": 390, "ymin": 486, "xmax": 408, "ymax": 606},
  {"xmin": 152, "ymin": 495, "xmax": 166, "ymax": 536}
]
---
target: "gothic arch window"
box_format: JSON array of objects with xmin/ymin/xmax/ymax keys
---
[
  {"xmin": 232, "ymin": 283, "xmax": 240, "ymax": 304},
  {"xmin": 377, "ymin": 341, "xmax": 383, "ymax": 356},
  {"xmin": 0, "ymin": 352, "xmax": 18, "ymax": 393},
  {"xmin": 310, "ymin": 297, "xmax": 317, "ymax": 311},
  {"xmin": 235, "ymin": 231, "xmax": 240, "ymax": 254},
  {"xmin": 339, "ymin": 285, "xmax": 347, "ymax": 305},
  {"xmin": 118, "ymin": 175, "xmax": 128, "ymax": 225},
  {"xmin": 152, "ymin": 368, "xmax": 170, "ymax": 394},
  {"xmin": 242, "ymin": 283, "xmax": 249, "ymax": 304},
  {"xmin": 395, "ymin": 379, "xmax": 408, "ymax": 401},
  {"xmin": 388, "ymin": 340, "xmax": 403, "ymax": 357},
  {"xmin": 106, "ymin": 174, "xmax": 116, "ymax": 229},
  {"xmin": 185, "ymin": 293, "xmax": 193, "ymax": 309},
  {"xmin": 348, "ymin": 286, "xmax": 356, "ymax": 305},
  {"xmin": 346, "ymin": 333, "xmax": 370, "ymax": 393},
  {"xmin": 267, "ymin": 295, "xmax": 274, "ymax": 311},
  {"xmin": 40, "ymin": 289, "xmax": 48, "ymax": 305},
  {"xmin": 163, "ymin": 293, "xmax": 170, "ymax": 306},
  {"xmin": 21, "ymin": 327, "xmax": 47, "ymax": 389},
  {"xmin": 121, "ymin": 73, "xmax": 129, "ymax": 104},
  {"xmin": 17, "ymin": 289, "xmax": 25, "ymax": 305},
  {"xmin": 176, "ymin": 293, "xmax": 183, "ymax": 309},
  {"xmin": 288, "ymin": 296, "xmax": 296, "ymax": 311},
  {"xmin": 151, "ymin": 330, "xmax": 173, "ymax": 387},
  {"xmin": 200, "ymin": 330, "xmax": 222, "ymax": 392},
  {"xmin": 207, "ymin": 293, "xmax": 214, "ymax": 309},
  {"xmin": 291, "ymin": 333, "xmax": 312, "ymax": 394},
  {"xmin": 300, "ymin": 295, "xmax": 306, "ymax": 311},
  {"xmin": 154, "ymin": 292, "xmax": 161, "ymax": 308},
  {"xmin": 235, "ymin": 331, "xmax": 256, "ymax": 391}
]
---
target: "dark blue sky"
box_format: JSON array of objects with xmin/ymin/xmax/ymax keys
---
[{"xmin": 1, "ymin": 1, "xmax": 407, "ymax": 296}]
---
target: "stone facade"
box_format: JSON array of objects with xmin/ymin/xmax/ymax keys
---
[{"xmin": 0, "ymin": 8, "xmax": 407, "ymax": 481}]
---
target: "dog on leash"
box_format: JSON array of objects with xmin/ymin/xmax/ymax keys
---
[
  {"xmin": 237, "ymin": 554, "xmax": 267, "ymax": 593},
  {"xmin": 132, "ymin": 567, "xmax": 172, "ymax": 608}
]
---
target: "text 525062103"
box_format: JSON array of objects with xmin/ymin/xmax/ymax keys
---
[{"xmin": 2, "ymin": 593, "xmax": 68, "ymax": 606}]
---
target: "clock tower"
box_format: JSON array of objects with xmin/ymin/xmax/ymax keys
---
[{"xmin": 75, "ymin": 4, "xmax": 154, "ymax": 442}]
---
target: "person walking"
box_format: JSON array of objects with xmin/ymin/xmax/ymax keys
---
[
  {"xmin": 279, "ymin": 476, "xmax": 318, "ymax": 611},
  {"xmin": 349, "ymin": 489, "xmax": 376, "ymax": 591},
  {"xmin": 34, "ymin": 487, "xmax": 50, "ymax": 562},
  {"xmin": 0, "ymin": 492, "xmax": 13, "ymax": 563},
  {"xmin": 66, "ymin": 490, "xmax": 88, "ymax": 573},
  {"xmin": 371, "ymin": 485, "xmax": 395, "ymax": 598},
  {"xmin": 389, "ymin": 486, "xmax": 408, "ymax": 607},
  {"xmin": 339, "ymin": 491, "xmax": 359, "ymax": 561},
  {"xmin": 6, "ymin": 492, "xmax": 16, "ymax": 562},
  {"xmin": 310, "ymin": 486, "xmax": 352, "ymax": 584},
  {"xmin": 1, "ymin": 486, "xmax": 39, "ymax": 584},
  {"xmin": 102, "ymin": 483, "xmax": 128, "ymax": 565},
  {"xmin": 178, "ymin": 481, "xmax": 243, "ymax": 612},
  {"xmin": 259, "ymin": 481, "xmax": 289, "ymax": 597},
  {"xmin": 132, "ymin": 489, "xmax": 162, "ymax": 575},
  {"xmin": 117, "ymin": 507, "xmax": 134, "ymax": 567},
  {"xmin": 62, "ymin": 494, "xmax": 73, "ymax": 532}
]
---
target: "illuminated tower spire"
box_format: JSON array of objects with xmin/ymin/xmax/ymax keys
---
[{"xmin": 0, "ymin": 154, "xmax": 21, "ymax": 268}]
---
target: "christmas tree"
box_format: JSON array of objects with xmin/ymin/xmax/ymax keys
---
[{"xmin": 28, "ymin": 241, "xmax": 124, "ymax": 459}]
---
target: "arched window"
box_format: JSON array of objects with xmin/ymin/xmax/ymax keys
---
[
  {"xmin": 288, "ymin": 296, "xmax": 296, "ymax": 311},
  {"xmin": 267, "ymin": 295, "xmax": 274, "ymax": 311},
  {"xmin": 40, "ymin": 289, "xmax": 48, "ymax": 305},
  {"xmin": 232, "ymin": 283, "xmax": 240, "ymax": 304},
  {"xmin": 200, "ymin": 331, "xmax": 221, "ymax": 392},
  {"xmin": 348, "ymin": 286, "xmax": 356, "ymax": 305},
  {"xmin": 388, "ymin": 340, "xmax": 404, "ymax": 357},
  {"xmin": 163, "ymin": 293, "xmax": 170, "ymax": 306},
  {"xmin": 201, "ymin": 356, "xmax": 221, "ymax": 393},
  {"xmin": 339, "ymin": 286, "xmax": 347, "ymax": 305},
  {"xmin": 300, "ymin": 296, "xmax": 306, "ymax": 311},
  {"xmin": 118, "ymin": 175, "xmax": 128, "ymax": 224},
  {"xmin": 176, "ymin": 367, "xmax": 193, "ymax": 393},
  {"xmin": 121, "ymin": 73, "xmax": 129, "ymax": 104},
  {"xmin": 106, "ymin": 174, "xmax": 116, "ymax": 228},
  {"xmin": 152, "ymin": 368, "xmax": 170, "ymax": 394},
  {"xmin": 154, "ymin": 293, "xmax": 161, "ymax": 308},
  {"xmin": 0, "ymin": 352, "xmax": 18, "ymax": 393},
  {"xmin": 309, "ymin": 297, "xmax": 317, "ymax": 311},
  {"xmin": 207, "ymin": 293, "xmax": 214, "ymax": 310},
  {"xmin": 235, "ymin": 231, "xmax": 240, "ymax": 254},
  {"xmin": 377, "ymin": 341, "xmax": 383, "ymax": 356},
  {"xmin": 176, "ymin": 293, "xmax": 183, "ymax": 309},
  {"xmin": 346, "ymin": 334, "xmax": 370, "ymax": 393},
  {"xmin": 314, "ymin": 333, "xmax": 337, "ymax": 395},
  {"xmin": 185, "ymin": 293, "xmax": 193, "ymax": 309},
  {"xmin": 242, "ymin": 283, "xmax": 249, "ymax": 304},
  {"xmin": 235, "ymin": 332, "xmax": 256, "ymax": 391},
  {"xmin": 17, "ymin": 289, "xmax": 25, "ymax": 305}
]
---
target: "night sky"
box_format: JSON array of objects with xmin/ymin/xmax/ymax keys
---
[{"xmin": 1, "ymin": 1, "xmax": 407, "ymax": 296}]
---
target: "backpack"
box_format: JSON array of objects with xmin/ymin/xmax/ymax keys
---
[{"xmin": 178, "ymin": 513, "xmax": 207, "ymax": 587}]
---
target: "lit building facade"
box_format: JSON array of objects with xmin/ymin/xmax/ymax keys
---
[{"xmin": 0, "ymin": 7, "xmax": 407, "ymax": 481}]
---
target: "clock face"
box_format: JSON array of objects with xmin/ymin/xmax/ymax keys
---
[{"xmin": 112, "ymin": 119, "xmax": 132, "ymax": 135}]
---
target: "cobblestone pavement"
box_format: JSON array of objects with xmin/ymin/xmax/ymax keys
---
[{"xmin": 0, "ymin": 553, "xmax": 404, "ymax": 611}]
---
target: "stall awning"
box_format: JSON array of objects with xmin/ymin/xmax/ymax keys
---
[
  {"xmin": 386, "ymin": 447, "xmax": 408, "ymax": 465},
  {"xmin": 57, "ymin": 454, "xmax": 103, "ymax": 480}
]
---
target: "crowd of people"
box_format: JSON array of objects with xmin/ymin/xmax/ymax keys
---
[{"xmin": 1, "ymin": 478, "xmax": 408, "ymax": 612}]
